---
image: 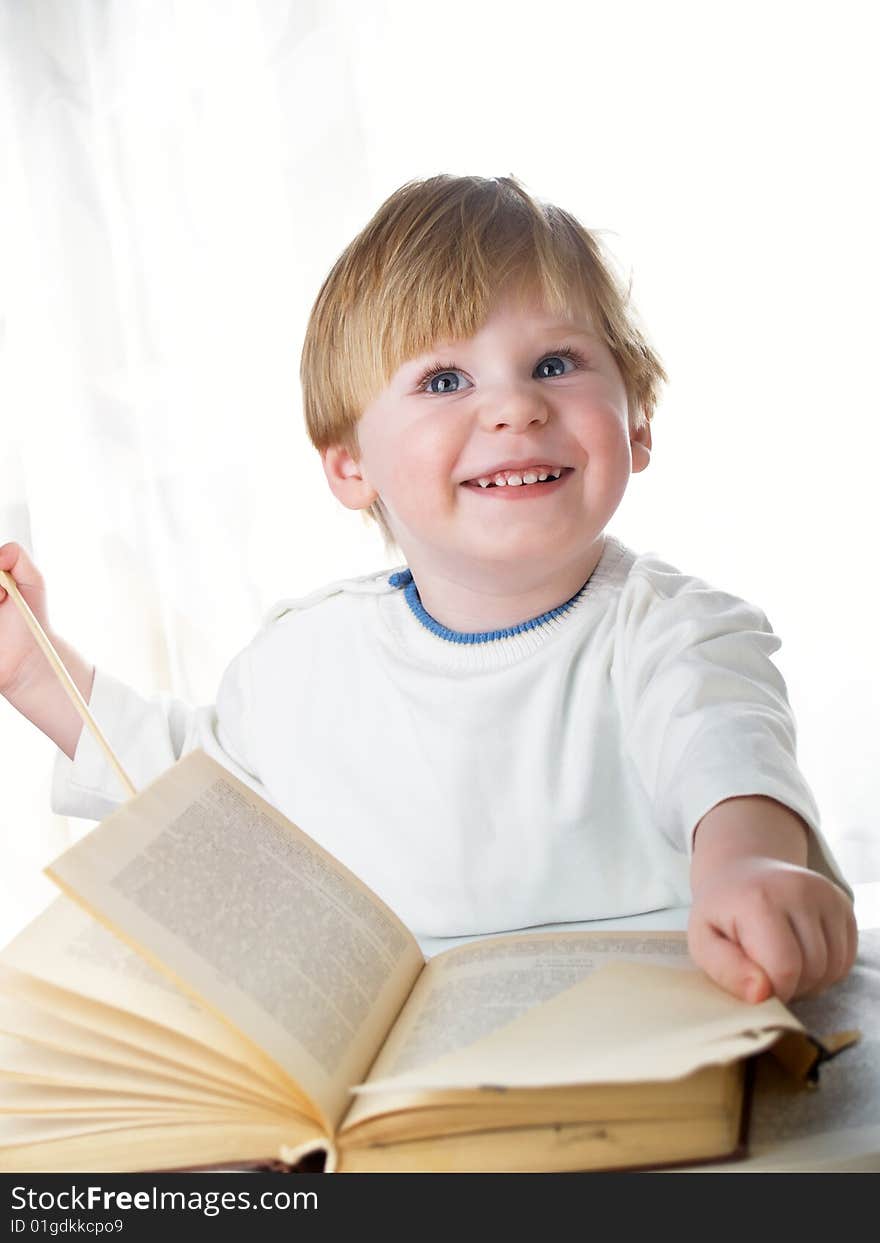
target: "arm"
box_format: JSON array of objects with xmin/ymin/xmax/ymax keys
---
[
  {"xmin": 1, "ymin": 542, "xmax": 94, "ymax": 759},
  {"xmin": 689, "ymin": 795, "xmax": 858, "ymax": 1003},
  {"xmin": 5, "ymin": 631, "xmax": 95, "ymax": 761},
  {"xmin": 614, "ymin": 563, "xmax": 854, "ymax": 1002}
]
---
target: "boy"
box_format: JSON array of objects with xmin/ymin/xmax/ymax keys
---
[{"xmin": 0, "ymin": 174, "xmax": 857, "ymax": 1006}]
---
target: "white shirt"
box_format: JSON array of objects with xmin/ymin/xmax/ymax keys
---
[{"xmin": 51, "ymin": 533, "xmax": 850, "ymax": 945}]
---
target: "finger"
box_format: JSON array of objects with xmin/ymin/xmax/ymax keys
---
[
  {"xmin": 785, "ymin": 909, "xmax": 827, "ymax": 997},
  {"xmin": 826, "ymin": 904, "xmax": 859, "ymax": 988},
  {"xmin": 0, "ymin": 541, "xmax": 22, "ymax": 568},
  {"xmin": 844, "ymin": 906, "xmax": 859, "ymax": 974},
  {"xmin": 795, "ymin": 924, "xmax": 845, "ymax": 999},
  {"xmin": 0, "ymin": 542, "xmax": 43, "ymax": 588},
  {"xmin": 795, "ymin": 887, "xmax": 861, "ymax": 997},
  {"xmin": 799, "ymin": 911, "xmax": 849, "ymax": 998},
  {"xmin": 688, "ymin": 917, "xmax": 773, "ymax": 1003},
  {"xmin": 819, "ymin": 903, "xmax": 859, "ymax": 991},
  {"xmin": 736, "ymin": 900, "xmax": 803, "ymax": 1003}
]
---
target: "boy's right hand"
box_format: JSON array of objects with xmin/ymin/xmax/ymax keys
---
[{"xmin": 0, "ymin": 541, "xmax": 51, "ymax": 699}]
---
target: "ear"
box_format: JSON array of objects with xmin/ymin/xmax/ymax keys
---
[
  {"xmin": 630, "ymin": 420, "xmax": 652, "ymax": 475},
  {"xmin": 321, "ymin": 444, "xmax": 379, "ymax": 511}
]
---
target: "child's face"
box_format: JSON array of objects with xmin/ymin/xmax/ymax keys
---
[{"xmin": 323, "ymin": 296, "xmax": 650, "ymax": 582}]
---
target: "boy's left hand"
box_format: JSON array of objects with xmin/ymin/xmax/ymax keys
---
[{"xmin": 687, "ymin": 857, "xmax": 858, "ymax": 1005}]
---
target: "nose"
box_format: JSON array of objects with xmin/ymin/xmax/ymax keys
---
[{"xmin": 477, "ymin": 383, "xmax": 551, "ymax": 433}]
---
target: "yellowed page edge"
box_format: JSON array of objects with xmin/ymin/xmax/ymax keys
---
[
  {"xmin": 0, "ymin": 1029, "xmax": 289, "ymax": 1108},
  {"xmin": 0, "ymin": 1117, "xmax": 326, "ymax": 1174},
  {"xmin": 335, "ymin": 1105, "xmax": 744, "ymax": 1174},
  {"xmin": 341, "ymin": 1062, "xmax": 743, "ymax": 1145},
  {"xmin": 0, "ymin": 963, "xmax": 297, "ymax": 1110},
  {"xmin": 0, "ymin": 993, "xmax": 299, "ymax": 1115},
  {"xmin": 0, "ymin": 1078, "xmax": 292, "ymax": 1118}
]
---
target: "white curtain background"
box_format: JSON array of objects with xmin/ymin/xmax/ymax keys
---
[{"xmin": 0, "ymin": 0, "xmax": 877, "ymax": 944}]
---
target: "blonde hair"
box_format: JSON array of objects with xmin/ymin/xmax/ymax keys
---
[{"xmin": 300, "ymin": 174, "xmax": 668, "ymax": 555}]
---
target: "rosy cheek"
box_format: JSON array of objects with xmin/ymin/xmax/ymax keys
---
[
  {"xmin": 386, "ymin": 467, "xmax": 427, "ymax": 513},
  {"xmin": 590, "ymin": 410, "xmax": 631, "ymax": 450}
]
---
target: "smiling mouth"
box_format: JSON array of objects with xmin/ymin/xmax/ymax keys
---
[
  {"xmin": 459, "ymin": 467, "xmax": 576, "ymax": 487},
  {"xmin": 460, "ymin": 467, "xmax": 574, "ymax": 496}
]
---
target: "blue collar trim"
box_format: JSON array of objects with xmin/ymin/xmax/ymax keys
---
[{"xmin": 387, "ymin": 569, "xmax": 589, "ymax": 645}]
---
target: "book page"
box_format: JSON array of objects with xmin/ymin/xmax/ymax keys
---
[
  {"xmin": 0, "ymin": 1115, "xmax": 166, "ymax": 1151},
  {"xmin": 1, "ymin": 896, "xmax": 294, "ymax": 1103},
  {"xmin": 358, "ymin": 930, "xmax": 693, "ymax": 1088},
  {"xmin": 0, "ymin": 994, "xmax": 290, "ymax": 1114},
  {"xmin": 0, "ymin": 1116, "xmax": 325, "ymax": 1175},
  {"xmin": 2, "ymin": 897, "xmax": 262, "ymax": 1063},
  {"xmin": 0, "ymin": 1079, "xmax": 279, "ymax": 1118},
  {"xmin": 0, "ymin": 964, "xmax": 296, "ymax": 1111},
  {"xmin": 0, "ymin": 1030, "xmax": 273, "ymax": 1106},
  {"xmin": 354, "ymin": 931, "xmax": 802, "ymax": 1094},
  {"xmin": 358, "ymin": 960, "xmax": 802, "ymax": 1093},
  {"xmin": 45, "ymin": 749, "xmax": 425, "ymax": 1130}
]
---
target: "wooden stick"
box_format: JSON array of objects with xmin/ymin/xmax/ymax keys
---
[{"xmin": 0, "ymin": 567, "xmax": 138, "ymax": 799}]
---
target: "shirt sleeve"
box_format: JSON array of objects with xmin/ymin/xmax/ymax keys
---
[
  {"xmin": 50, "ymin": 644, "xmax": 269, "ymax": 821},
  {"xmin": 614, "ymin": 566, "xmax": 852, "ymax": 898}
]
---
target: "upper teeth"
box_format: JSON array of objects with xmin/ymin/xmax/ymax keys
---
[{"xmin": 474, "ymin": 467, "xmax": 563, "ymax": 488}]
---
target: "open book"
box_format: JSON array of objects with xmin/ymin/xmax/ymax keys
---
[{"xmin": 0, "ymin": 750, "xmax": 855, "ymax": 1174}]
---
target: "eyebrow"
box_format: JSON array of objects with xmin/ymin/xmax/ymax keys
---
[{"xmin": 547, "ymin": 325, "xmax": 598, "ymax": 339}]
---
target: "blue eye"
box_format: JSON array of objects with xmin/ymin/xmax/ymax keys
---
[
  {"xmin": 415, "ymin": 347, "xmax": 586, "ymax": 395},
  {"xmin": 535, "ymin": 355, "xmax": 572, "ymax": 379},
  {"xmin": 420, "ymin": 366, "xmax": 467, "ymax": 395}
]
